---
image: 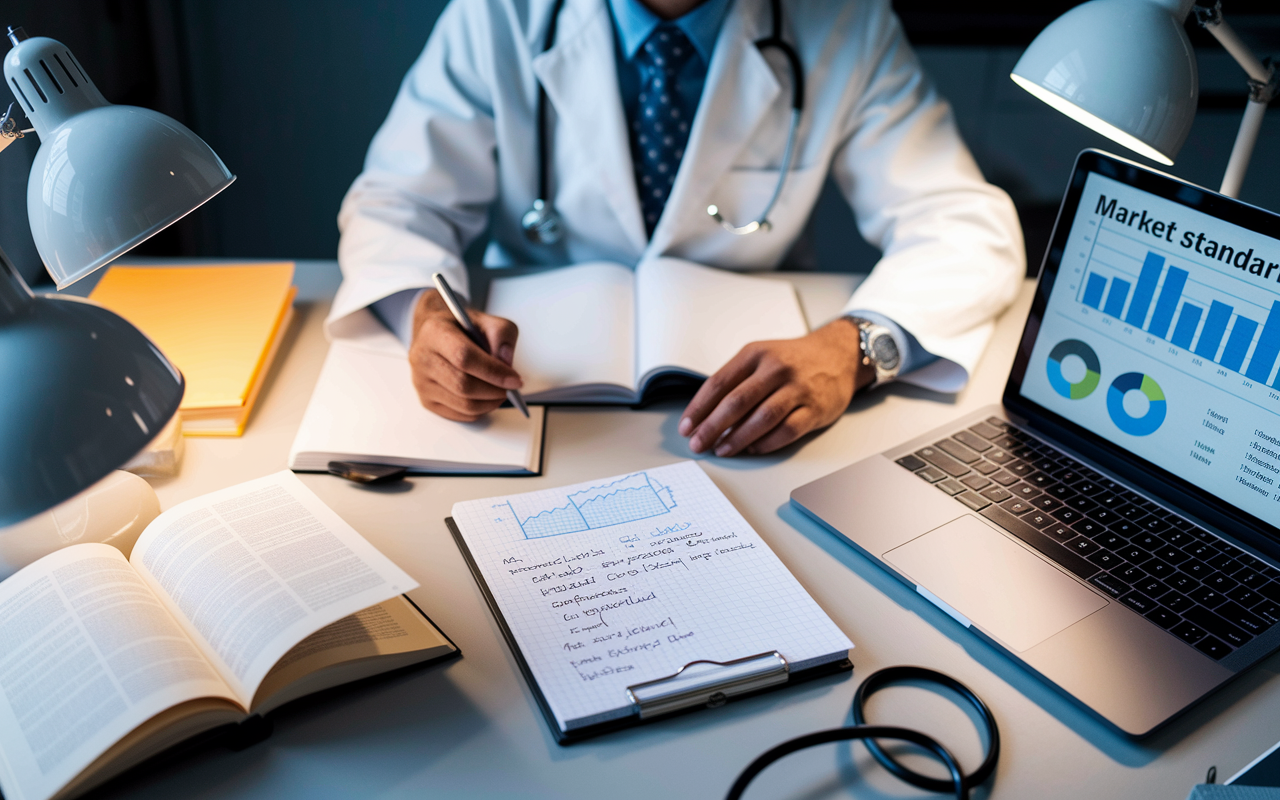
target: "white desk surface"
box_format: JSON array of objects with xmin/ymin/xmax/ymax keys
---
[{"xmin": 89, "ymin": 262, "xmax": 1280, "ymax": 800}]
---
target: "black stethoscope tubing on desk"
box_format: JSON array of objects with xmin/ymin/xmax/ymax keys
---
[
  {"xmin": 521, "ymin": 0, "xmax": 805, "ymax": 245},
  {"xmin": 726, "ymin": 666, "xmax": 1001, "ymax": 800}
]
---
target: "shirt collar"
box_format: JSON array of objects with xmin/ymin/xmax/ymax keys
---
[{"xmin": 607, "ymin": 0, "xmax": 733, "ymax": 65}]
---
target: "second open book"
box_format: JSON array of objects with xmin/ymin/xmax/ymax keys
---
[{"xmin": 487, "ymin": 257, "xmax": 809, "ymax": 403}]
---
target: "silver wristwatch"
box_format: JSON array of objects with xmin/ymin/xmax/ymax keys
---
[{"xmin": 849, "ymin": 317, "xmax": 901, "ymax": 388}]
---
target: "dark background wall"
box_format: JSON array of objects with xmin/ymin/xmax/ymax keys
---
[{"xmin": 1, "ymin": 0, "xmax": 1278, "ymax": 286}]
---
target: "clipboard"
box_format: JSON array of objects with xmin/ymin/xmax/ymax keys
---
[{"xmin": 447, "ymin": 516, "xmax": 853, "ymax": 744}]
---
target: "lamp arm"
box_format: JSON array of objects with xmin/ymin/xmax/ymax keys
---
[{"xmin": 1194, "ymin": 2, "xmax": 1277, "ymax": 197}]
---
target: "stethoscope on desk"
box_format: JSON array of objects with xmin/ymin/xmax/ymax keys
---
[
  {"xmin": 521, "ymin": 0, "xmax": 805, "ymax": 245},
  {"xmin": 727, "ymin": 666, "xmax": 1002, "ymax": 800}
]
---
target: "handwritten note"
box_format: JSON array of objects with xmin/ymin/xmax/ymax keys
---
[{"xmin": 450, "ymin": 461, "xmax": 852, "ymax": 732}]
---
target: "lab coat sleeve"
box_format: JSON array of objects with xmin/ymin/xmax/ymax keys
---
[
  {"xmin": 831, "ymin": 1, "xmax": 1024, "ymax": 392},
  {"xmin": 328, "ymin": 0, "xmax": 500, "ymax": 338}
]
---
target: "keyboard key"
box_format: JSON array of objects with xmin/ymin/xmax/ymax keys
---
[
  {"xmin": 969, "ymin": 421, "xmax": 1005, "ymax": 440},
  {"xmin": 1072, "ymin": 481, "xmax": 1101, "ymax": 496},
  {"xmin": 1203, "ymin": 572, "xmax": 1239, "ymax": 593},
  {"xmin": 1116, "ymin": 545, "xmax": 1153, "ymax": 564},
  {"xmin": 937, "ymin": 438, "xmax": 981, "ymax": 464},
  {"xmin": 1153, "ymin": 546, "xmax": 1190, "ymax": 565},
  {"xmin": 1087, "ymin": 550, "xmax": 1124, "ymax": 570},
  {"xmin": 1113, "ymin": 564, "xmax": 1147, "ymax": 585},
  {"xmin": 991, "ymin": 434, "xmax": 1021, "ymax": 450},
  {"xmin": 1171, "ymin": 620, "xmax": 1207, "ymax": 645},
  {"xmin": 1116, "ymin": 503, "xmax": 1146, "ymax": 520},
  {"xmin": 985, "ymin": 416, "xmax": 1014, "ymax": 432},
  {"xmin": 1183, "ymin": 561, "xmax": 1214, "ymax": 580},
  {"xmin": 1188, "ymin": 585, "xmax": 1226, "ymax": 608},
  {"xmin": 1001, "ymin": 498, "xmax": 1036, "ymax": 515},
  {"xmin": 1087, "ymin": 507, "xmax": 1116, "ymax": 524},
  {"xmin": 1033, "ymin": 458, "xmax": 1059, "ymax": 473},
  {"xmin": 1194, "ymin": 636, "xmax": 1232, "ymax": 660},
  {"xmin": 916, "ymin": 447, "xmax": 970, "ymax": 477},
  {"xmin": 1067, "ymin": 537, "xmax": 1100, "ymax": 555},
  {"xmin": 1120, "ymin": 591, "xmax": 1158, "ymax": 614},
  {"xmin": 896, "ymin": 454, "xmax": 927, "ymax": 471},
  {"xmin": 953, "ymin": 430, "xmax": 992, "ymax": 453},
  {"xmin": 1215, "ymin": 601, "xmax": 1269, "ymax": 635},
  {"xmin": 1006, "ymin": 462, "xmax": 1035, "ymax": 478},
  {"xmin": 961, "ymin": 474, "xmax": 992, "ymax": 491},
  {"xmin": 1143, "ymin": 559, "xmax": 1176, "ymax": 579},
  {"xmin": 1136, "ymin": 577, "xmax": 1170, "ymax": 598},
  {"xmin": 972, "ymin": 460, "xmax": 1001, "ymax": 475},
  {"xmin": 1169, "ymin": 517, "xmax": 1196, "ymax": 531},
  {"xmin": 1072, "ymin": 519, "xmax": 1107, "ymax": 537},
  {"xmin": 1163, "ymin": 591, "xmax": 1194, "ymax": 614},
  {"xmin": 1045, "ymin": 484, "xmax": 1076, "ymax": 500},
  {"xmin": 1167, "ymin": 572, "xmax": 1198, "ymax": 592},
  {"xmin": 1068, "ymin": 496, "xmax": 1100, "ymax": 514},
  {"xmin": 1184, "ymin": 542, "xmax": 1214, "ymax": 560},
  {"xmin": 1091, "ymin": 530, "xmax": 1127, "ymax": 550},
  {"xmin": 1031, "ymin": 496, "xmax": 1063, "ymax": 513},
  {"xmin": 1052, "ymin": 507, "xmax": 1083, "ymax": 525},
  {"xmin": 989, "ymin": 471, "xmax": 1020, "ymax": 486},
  {"xmin": 979, "ymin": 505, "xmax": 1099, "ymax": 580},
  {"xmin": 980, "ymin": 486, "xmax": 1013, "ymax": 504},
  {"xmin": 1109, "ymin": 520, "xmax": 1141, "ymax": 538},
  {"xmin": 1227, "ymin": 586, "xmax": 1262, "ymax": 608},
  {"xmin": 1042, "ymin": 523, "xmax": 1075, "ymax": 542},
  {"xmin": 1184, "ymin": 606, "xmax": 1253, "ymax": 648},
  {"xmin": 1141, "ymin": 516, "xmax": 1171, "ymax": 534},
  {"xmin": 1012, "ymin": 445, "xmax": 1038, "ymax": 460},
  {"xmin": 1159, "ymin": 529, "xmax": 1192, "ymax": 547},
  {"xmin": 1207, "ymin": 553, "xmax": 1241, "ymax": 574},
  {"xmin": 1129, "ymin": 532, "xmax": 1163, "ymax": 551},
  {"xmin": 1054, "ymin": 469, "xmax": 1084, "ymax": 485},
  {"xmin": 1145, "ymin": 608, "xmax": 1179, "ymax": 629},
  {"xmin": 1024, "ymin": 511, "xmax": 1058, "ymax": 529},
  {"xmin": 1026, "ymin": 474, "xmax": 1057, "ymax": 491},
  {"xmin": 937, "ymin": 478, "xmax": 966, "ymax": 496},
  {"xmin": 1090, "ymin": 573, "xmax": 1127, "ymax": 597},
  {"xmin": 1254, "ymin": 602, "xmax": 1280, "ymax": 625},
  {"xmin": 955, "ymin": 492, "xmax": 990, "ymax": 511},
  {"xmin": 1093, "ymin": 492, "xmax": 1123, "ymax": 509},
  {"xmin": 983, "ymin": 449, "xmax": 1015, "ymax": 465},
  {"xmin": 1235, "ymin": 568, "xmax": 1266, "ymax": 588},
  {"xmin": 1011, "ymin": 484, "xmax": 1041, "ymax": 500}
]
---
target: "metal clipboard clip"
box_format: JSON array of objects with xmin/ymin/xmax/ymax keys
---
[{"xmin": 625, "ymin": 651, "xmax": 790, "ymax": 719}]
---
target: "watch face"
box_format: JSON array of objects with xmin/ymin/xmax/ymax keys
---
[{"xmin": 869, "ymin": 331, "xmax": 900, "ymax": 371}]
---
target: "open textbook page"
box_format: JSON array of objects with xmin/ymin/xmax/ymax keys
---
[
  {"xmin": 0, "ymin": 543, "xmax": 244, "ymax": 800},
  {"xmin": 129, "ymin": 471, "xmax": 418, "ymax": 705},
  {"xmin": 449, "ymin": 461, "xmax": 851, "ymax": 733},
  {"xmin": 634, "ymin": 258, "xmax": 808, "ymax": 387},
  {"xmin": 485, "ymin": 258, "xmax": 809, "ymax": 403}
]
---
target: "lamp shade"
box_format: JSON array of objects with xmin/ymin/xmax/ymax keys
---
[
  {"xmin": 1011, "ymin": 0, "xmax": 1199, "ymax": 165},
  {"xmin": 4, "ymin": 34, "xmax": 234, "ymax": 287},
  {"xmin": 0, "ymin": 248, "xmax": 184, "ymax": 527}
]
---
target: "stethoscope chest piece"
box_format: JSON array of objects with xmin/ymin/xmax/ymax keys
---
[{"xmin": 521, "ymin": 198, "xmax": 564, "ymax": 245}]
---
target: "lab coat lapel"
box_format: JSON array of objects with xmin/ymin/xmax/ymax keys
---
[
  {"xmin": 533, "ymin": 0, "xmax": 648, "ymax": 255},
  {"xmin": 649, "ymin": 0, "xmax": 780, "ymax": 255}
]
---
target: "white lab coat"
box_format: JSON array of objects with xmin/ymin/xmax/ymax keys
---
[{"xmin": 330, "ymin": 0, "xmax": 1025, "ymax": 390}]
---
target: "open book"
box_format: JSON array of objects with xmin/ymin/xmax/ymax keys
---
[
  {"xmin": 0, "ymin": 472, "xmax": 456, "ymax": 800},
  {"xmin": 485, "ymin": 258, "xmax": 809, "ymax": 403}
]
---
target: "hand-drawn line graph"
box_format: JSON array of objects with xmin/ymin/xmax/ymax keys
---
[{"xmin": 504, "ymin": 472, "xmax": 677, "ymax": 539}]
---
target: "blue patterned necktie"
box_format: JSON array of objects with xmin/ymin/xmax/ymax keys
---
[{"xmin": 631, "ymin": 23, "xmax": 697, "ymax": 237}]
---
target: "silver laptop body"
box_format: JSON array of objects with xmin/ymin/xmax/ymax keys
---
[{"xmin": 792, "ymin": 151, "xmax": 1280, "ymax": 737}]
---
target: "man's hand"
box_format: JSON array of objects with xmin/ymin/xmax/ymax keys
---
[
  {"xmin": 678, "ymin": 318, "xmax": 875, "ymax": 456},
  {"xmin": 408, "ymin": 289, "xmax": 523, "ymax": 421}
]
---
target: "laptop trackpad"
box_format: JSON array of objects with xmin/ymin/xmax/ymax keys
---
[{"xmin": 885, "ymin": 515, "xmax": 1108, "ymax": 652}]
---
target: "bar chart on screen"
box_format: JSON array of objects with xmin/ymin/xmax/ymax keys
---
[{"xmin": 1065, "ymin": 222, "xmax": 1280, "ymax": 405}]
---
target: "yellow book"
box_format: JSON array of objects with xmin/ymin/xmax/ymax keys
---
[{"xmin": 89, "ymin": 263, "xmax": 296, "ymax": 437}]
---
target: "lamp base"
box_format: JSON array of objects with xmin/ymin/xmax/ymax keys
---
[{"xmin": 0, "ymin": 471, "xmax": 160, "ymax": 580}]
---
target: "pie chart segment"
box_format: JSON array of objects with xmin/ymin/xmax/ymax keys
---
[
  {"xmin": 1106, "ymin": 371, "xmax": 1167, "ymax": 436},
  {"xmin": 1047, "ymin": 339, "xmax": 1101, "ymax": 400}
]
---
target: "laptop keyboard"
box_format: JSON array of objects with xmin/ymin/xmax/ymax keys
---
[{"xmin": 895, "ymin": 417, "xmax": 1280, "ymax": 662}]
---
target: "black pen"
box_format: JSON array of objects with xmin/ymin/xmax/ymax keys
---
[{"xmin": 431, "ymin": 272, "xmax": 530, "ymax": 417}]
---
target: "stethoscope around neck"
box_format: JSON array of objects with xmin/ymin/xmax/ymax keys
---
[{"xmin": 520, "ymin": 0, "xmax": 806, "ymax": 245}]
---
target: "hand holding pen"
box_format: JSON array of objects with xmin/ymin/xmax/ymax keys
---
[{"xmin": 402, "ymin": 273, "xmax": 529, "ymax": 421}]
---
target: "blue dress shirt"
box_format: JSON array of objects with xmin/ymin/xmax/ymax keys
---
[{"xmin": 374, "ymin": 0, "xmax": 938, "ymax": 381}]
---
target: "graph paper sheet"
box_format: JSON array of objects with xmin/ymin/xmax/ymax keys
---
[{"xmin": 449, "ymin": 461, "xmax": 852, "ymax": 733}]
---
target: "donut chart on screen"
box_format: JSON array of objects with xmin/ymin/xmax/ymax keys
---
[
  {"xmin": 1107, "ymin": 372, "xmax": 1166, "ymax": 436},
  {"xmin": 1046, "ymin": 339, "xmax": 1101, "ymax": 399}
]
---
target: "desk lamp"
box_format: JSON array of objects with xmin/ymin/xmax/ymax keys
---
[
  {"xmin": 1011, "ymin": 0, "xmax": 1277, "ymax": 198},
  {"xmin": 0, "ymin": 26, "xmax": 234, "ymax": 532}
]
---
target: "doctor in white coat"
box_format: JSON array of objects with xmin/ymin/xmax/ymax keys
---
[{"xmin": 330, "ymin": 0, "xmax": 1025, "ymax": 456}]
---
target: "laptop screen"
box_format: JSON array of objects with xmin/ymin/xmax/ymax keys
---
[{"xmin": 1011, "ymin": 151, "xmax": 1280, "ymax": 533}]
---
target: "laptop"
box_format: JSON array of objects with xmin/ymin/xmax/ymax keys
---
[{"xmin": 792, "ymin": 150, "xmax": 1280, "ymax": 737}]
